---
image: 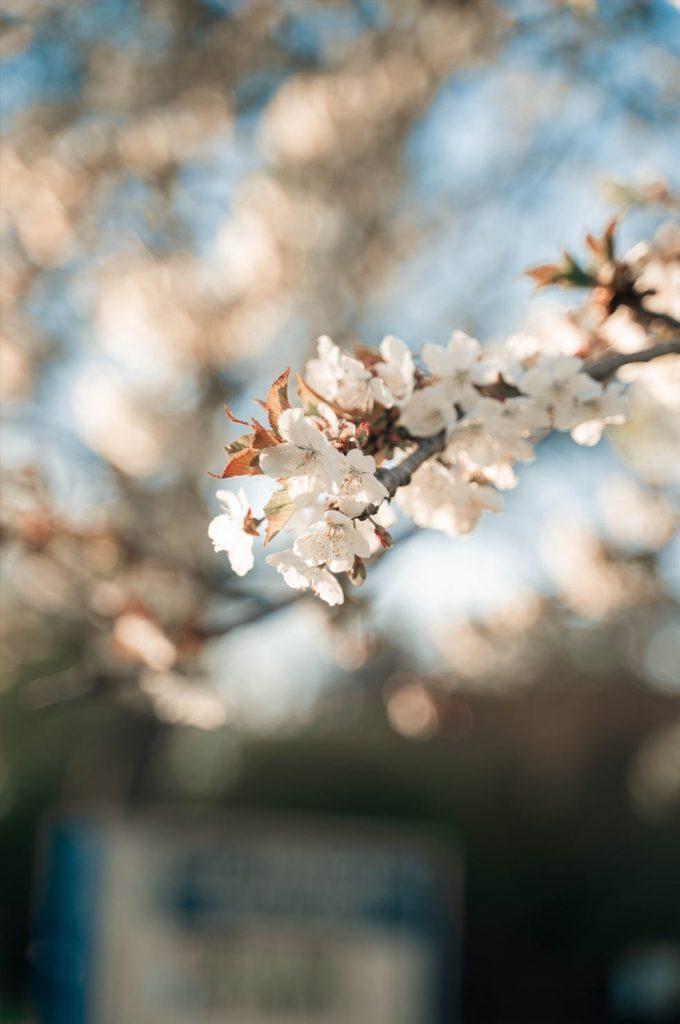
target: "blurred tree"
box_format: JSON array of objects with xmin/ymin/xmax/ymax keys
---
[{"xmin": 1, "ymin": 0, "xmax": 679, "ymax": 1020}]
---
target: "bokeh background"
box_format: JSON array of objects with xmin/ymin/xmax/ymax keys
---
[{"xmin": 1, "ymin": 0, "xmax": 680, "ymax": 1021}]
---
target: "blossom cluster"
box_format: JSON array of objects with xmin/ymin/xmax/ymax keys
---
[{"xmin": 209, "ymin": 331, "xmax": 628, "ymax": 604}]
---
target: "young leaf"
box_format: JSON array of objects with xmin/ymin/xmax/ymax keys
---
[
  {"xmin": 585, "ymin": 233, "xmax": 605, "ymax": 261},
  {"xmin": 264, "ymin": 367, "xmax": 291, "ymax": 432},
  {"xmin": 224, "ymin": 431, "xmax": 255, "ymax": 456},
  {"xmin": 524, "ymin": 262, "xmax": 563, "ymax": 288},
  {"xmin": 562, "ymin": 251, "xmax": 595, "ymax": 287},
  {"xmin": 296, "ymin": 373, "xmax": 346, "ymax": 417},
  {"xmin": 263, "ymin": 487, "xmax": 295, "ymax": 545},
  {"xmin": 224, "ymin": 403, "xmax": 250, "ymax": 427},
  {"xmin": 251, "ymin": 419, "xmax": 280, "ymax": 450},
  {"xmin": 603, "ymin": 215, "xmax": 618, "ymax": 261},
  {"xmin": 209, "ymin": 447, "xmax": 261, "ymax": 479}
]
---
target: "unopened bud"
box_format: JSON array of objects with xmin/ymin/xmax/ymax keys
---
[
  {"xmin": 356, "ymin": 422, "xmax": 371, "ymax": 446},
  {"xmin": 374, "ymin": 525, "xmax": 393, "ymax": 549},
  {"xmin": 348, "ymin": 556, "xmax": 367, "ymax": 587}
]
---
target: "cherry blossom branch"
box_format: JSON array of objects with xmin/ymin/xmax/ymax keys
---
[
  {"xmin": 370, "ymin": 339, "xmax": 680, "ymax": 503},
  {"xmin": 209, "ymin": 314, "xmax": 679, "ymax": 610}
]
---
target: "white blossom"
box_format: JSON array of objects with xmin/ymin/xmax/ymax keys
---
[
  {"xmin": 305, "ymin": 335, "xmax": 390, "ymax": 412},
  {"xmin": 447, "ymin": 403, "xmax": 528, "ymax": 465},
  {"xmin": 207, "ymin": 489, "xmax": 255, "ymax": 576},
  {"xmin": 259, "ymin": 407, "xmax": 345, "ymax": 497},
  {"xmin": 443, "ymin": 397, "xmax": 548, "ymax": 488},
  {"xmin": 265, "ymin": 549, "xmax": 344, "ymax": 606},
  {"xmin": 397, "ymin": 461, "xmax": 502, "ymax": 537},
  {"xmin": 636, "ymin": 254, "xmax": 680, "ymax": 322},
  {"xmin": 374, "ymin": 335, "xmax": 415, "ymax": 404},
  {"xmin": 599, "ymin": 307, "xmax": 649, "ymax": 354},
  {"xmin": 422, "ymin": 330, "xmax": 496, "ymax": 410},
  {"xmin": 311, "ymin": 401, "xmax": 357, "ymax": 442},
  {"xmin": 282, "ymin": 492, "xmax": 325, "ymax": 536},
  {"xmin": 519, "ymin": 355, "xmax": 601, "ymax": 429},
  {"xmin": 502, "ymin": 333, "xmax": 549, "ymax": 384},
  {"xmin": 619, "ymin": 356, "xmax": 680, "ymax": 411},
  {"xmin": 333, "ymin": 448, "xmax": 389, "ymax": 515},
  {"xmin": 294, "ymin": 509, "xmax": 371, "ymax": 571},
  {"xmin": 399, "ymin": 382, "xmax": 453, "ymax": 437},
  {"xmin": 477, "ymin": 395, "xmax": 551, "ymax": 437},
  {"xmin": 569, "ymin": 382, "xmax": 629, "ymax": 446}
]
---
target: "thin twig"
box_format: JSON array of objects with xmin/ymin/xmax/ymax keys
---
[{"xmin": 374, "ymin": 430, "xmax": 447, "ymax": 499}]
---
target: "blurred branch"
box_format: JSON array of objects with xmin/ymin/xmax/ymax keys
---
[
  {"xmin": 585, "ymin": 337, "xmax": 680, "ymax": 382},
  {"xmin": 635, "ymin": 309, "xmax": 680, "ymax": 334}
]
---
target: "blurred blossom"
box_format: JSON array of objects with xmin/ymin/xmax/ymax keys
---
[
  {"xmin": 598, "ymin": 476, "xmax": 678, "ymax": 551},
  {"xmin": 524, "ymin": 309, "xmax": 586, "ymax": 357},
  {"xmin": 139, "ymin": 669, "xmax": 228, "ymax": 730},
  {"xmin": 635, "ymin": 222, "xmax": 680, "ymax": 321},
  {"xmin": 432, "ymin": 591, "xmax": 545, "ymax": 692},
  {"xmin": 619, "ymin": 357, "xmax": 680, "ymax": 413},
  {"xmin": 112, "ymin": 611, "xmax": 177, "ymax": 672},
  {"xmin": 116, "ymin": 88, "xmax": 232, "ymax": 173},
  {"xmin": 614, "ymin": 359, "xmax": 680, "ymax": 486},
  {"xmin": 5, "ymin": 550, "xmax": 77, "ymax": 614},
  {"xmin": 541, "ymin": 518, "xmax": 657, "ymax": 619},
  {"xmin": 72, "ymin": 367, "xmax": 163, "ymax": 477},
  {"xmin": 629, "ymin": 718, "xmax": 680, "ymax": 819},
  {"xmin": 89, "ymin": 579, "xmax": 128, "ymax": 619},
  {"xmin": 0, "ymin": 337, "xmax": 32, "ymax": 402},
  {"xmin": 261, "ymin": 60, "xmax": 429, "ymax": 167},
  {"xmin": 639, "ymin": 617, "xmax": 680, "ymax": 694},
  {"xmin": 599, "ymin": 306, "xmax": 649, "ymax": 354},
  {"xmin": 308, "ymin": 600, "xmax": 376, "ymax": 672},
  {"xmin": 94, "ymin": 256, "xmax": 208, "ymax": 391},
  {"xmin": 384, "ymin": 677, "xmax": 439, "ymax": 740},
  {"xmin": 0, "ymin": 144, "xmax": 79, "ymax": 267}
]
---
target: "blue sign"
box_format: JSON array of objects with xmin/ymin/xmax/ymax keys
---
[{"xmin": 31, "ymin": 811, "xmax": 462, "ymax": 1023}]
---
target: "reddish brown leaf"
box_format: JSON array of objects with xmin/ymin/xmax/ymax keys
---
[
  {"xmin": 524, "ymin": 263, "xmax": 562, "ymax": 288},
  {"xmin": 264, "ymin": 367, "xmax": 291, "ymax": 432},
  {"xmin": 251, "ymin": 418, "xmax": 280, "ymax": 449},
  {"xmin": 296, "ymin": 373, "xmax": 347, "ymax": 417},
  {"xmin": 224, "ymin": 403, "xmax": 249, "ymax": 427},
  {"xmin": 585, "ymin": 233, "xmax": 605, "ymax": 260},
  {"xmin": 208, "ymin": 447, "xmax": 261, "ymax": 478}
]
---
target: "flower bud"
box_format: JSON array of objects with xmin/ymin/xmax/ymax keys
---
[
  {"xmin": 374, "ymin": 525, "xmax": 393, "ymax": 549},
  {"xmin": 356, "ymin": 422, "xmax": 371, "ymax": 447},
  {"xmin": 348, "ymin": 556, "xmax": 367, "ymax": 587}
]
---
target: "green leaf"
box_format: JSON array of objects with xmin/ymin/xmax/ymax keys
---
[
  {"xmin": 263, "ymin": 487, "xmax": 295, "ymax": 545},
  {"xmin": 224, "ymin": 432, "xmax": 255, "ymax": 456}
]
